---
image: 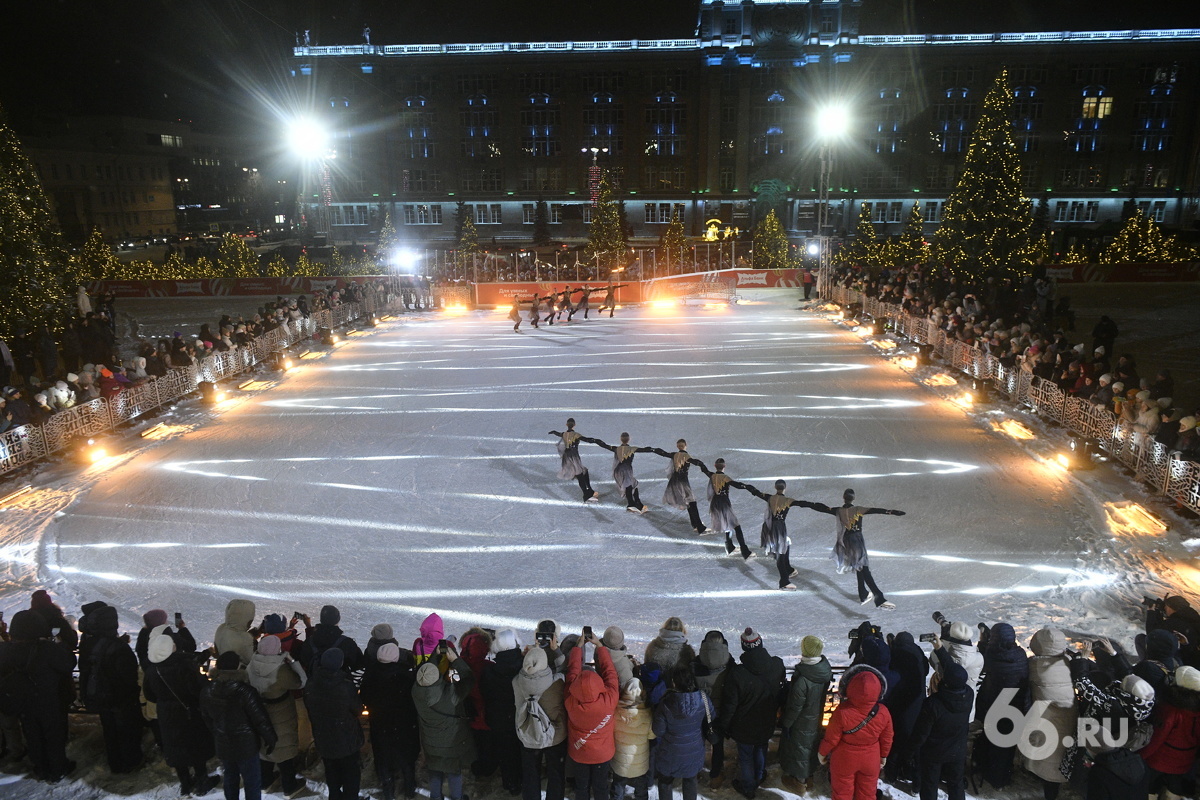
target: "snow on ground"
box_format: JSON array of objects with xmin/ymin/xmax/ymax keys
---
[{"xmin": 2, "ymin": 289, "xmax": 1197, "ymax": 800}]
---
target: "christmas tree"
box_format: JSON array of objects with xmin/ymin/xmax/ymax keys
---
[
  {"xmin": 931, "ymin": 69, "xmax": 1036, "ymax": 281},
  {"xmin": 882, "ymin": 204, "xmax": 927, "ymax": 268},
  {"xmin": 0, "ymin": 104, "xmax": 73, "ymax": 337},
  {"xmin": 457, "ymin": 214, "xmax": 481, "ymax": 272},
  {"xmin": 752, "ymin": 209, "xmax": 791, "ymax": 270},
  {"xmin": 662, "ymin": 211, "xmax": 688, "ymax": 274},
  {"xmin": 217, "ymin": 232, "xmax": 260, "ymax": 278},
  {"xmin": 266, "ymin": 253, "xmax": 290, "ymax": 278},
  {"xmin": 585, "ymin": 177, "xmax": 625, "ymax": 273},
  {"xmin": 532, "ymin": 198, "xmax": 551, "ymax": 246},
  {"xmin": 842, "ymin": 204, "xmax": 881, "ymax": 267},
  {"xmin": 1101, "ymin": 210, "xmax": 1196, "ymax": 264},
  {"xmin": 76, "ymin": 228, "xmax": 122, "ymax": 282},
  {"xmin": 377, "ymin": 209, "xmax": 400, "ymax": 257}
]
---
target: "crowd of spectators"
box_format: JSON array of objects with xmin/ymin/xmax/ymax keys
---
[
  {"xmin": 832, "ymin": 263, "xmax": 1200, "ymax": 462},
  {"xmin": 4, "ymin": 591, "xmax": 1200, "ymax": 800}
]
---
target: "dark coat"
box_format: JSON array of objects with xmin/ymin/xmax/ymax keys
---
[
  {"xmin": 79, "ymin": 605, "xmax": 141, "ymax": 711},
  {"xmin": 718, "ymin": 645, "xmax": 786, "ymax": 745},
  {"xmin": 912, "ymin": 683, "xmax": 973, "ymax": 764},
  {"xmin": 143, "ymin": 639, "xmax": 214, "ymax": 768},
  {"xmin": 886, "ymin": 633, "xmax": 929, "ymax": 738},
  {"xmin": 481, "ymin": 647, "xmax": 524, "ymax": 739},
  {"xmin": 359, "ymin": 654, "xmax": 420, "ymax": 763},
  {"xmin": 413, "ymin": 656, "xmax": 476, "ymax": 773},
  {"xmin": 299, "ymin": 623, "xmax": 365, "ymax": 673},
  {"xmin": 1086, "ymin": 748, "xmax": 1147, "ymax": 800},
  {"xmin": 305, "ymin": 665, "xmax": 366, "ymax": 759},
  {"xmin": 1134, "ymin": 629, "xmax": 1181, "ymax": 693},
  {"xmin": 779, "ymin": 656, "xmax": 833, "ymax": 780},
  {"xmin": 972, "ymin": 623, "xmax": 1029, "ymax": 789},
  {"xmin": 652, "ymin": 690, "xmax": 706, "ymax": 778},
  {"xmin": 0, "ymin": 637, "xmax": 77, "ymax": 777},
  {"xmin": 200, "ymin": 669, "xmax": 277, "ymax": 762},
  {"xmin": 854, "ymin": 636, "xmax": 899, "ymax": 704}
]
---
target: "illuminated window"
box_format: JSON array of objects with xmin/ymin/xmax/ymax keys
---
[
  {"xmin": 522, "ymin": 204, "xmax": 537, "ymax": 224},
  {"xmin": 402, "ymin": 204, "xmax": 442, "ymax": 225},
  {"xmin": 1081, "ymin": 87, "xmax": 1112, "ymax": 119},
  {"xmin": 468, "ymin": 203, "xmax": 502, "ymax": 225},
  {"xmin": 1137, "ymin": 201, "xmax": 1167, "ymax": 223},
  {"xmin": 645, "ymin": 94, "xmax": 686, "ymax": 156},
  {"xmin": 644, "ymin": 165, "xmax": 687, "ymax": 190},
  {"xmin": 923, "ymin": 201, "xmax": 942, "ymax": 223},
  {"xmin": 583, "ymin": 99, "xmax": 623, "ymax": 154},
  {"xmin": 645, "ymin": 202, "xmax": 686, "ymax": 223},
  {"xmin": 1059, "ymin": 165, "xmax": 1104, "ymax": 188},
  {"xmin": 1054, "ymin": 201, "xmax": 1099, "ymax": 222}
]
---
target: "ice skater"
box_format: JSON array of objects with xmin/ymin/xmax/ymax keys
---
[
  {"xmin": 810, "ymin": 488, "xmax": 905, "ymax": 609},
  {"xmin": 527, "ymin": 294, "xmax": 541, "ymax": 329},
  {"xmin": 651, "ymin": 439, "xmax": 708, "ymax": 533},
  {"xmin": 734, "ymin": 480, "xmax": 827, "ymax": 591},
  {"xmin": 582, "ymin": 432, "xmax": 653, "ymax": 513},
  {"xmin": 597, "ymin": 282, "xmax": 626, "ymax": 318},
  {"xmin": 569, "ymin": 286, "xmax": 593, "ymax": 321},
  {"xmin": 556, "ymin": 286, "xmax": 573, "ymax": 321},
  {"xmin": 690, "ymin": 457, "xmax": 753, "ymax": 559},
  {"xmin": 542, "ymin": 293, "xmax": 558, "ymax": 326},
  {"xmin": 548, "ymin": 419, "xmax": 600, "ymax": 503},
  {"xmin": 508, "ymin": 302, "xmax": 523, "ymax": 333}
]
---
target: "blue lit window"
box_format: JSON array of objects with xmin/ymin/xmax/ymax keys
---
[
  {"xmin": 767, "ymin": 91, "xmax": 785, "ymax": 103},
  {"xmin": 592, "ymin": 92, "xmax": 614, "ymax": 104},
  {"xmin": 466, "ymin": 94, "xmax": 488, "ymax": 106},
  {"xmin": 529, "ymin": 93, "xmax": 551, "ymax": 105}
]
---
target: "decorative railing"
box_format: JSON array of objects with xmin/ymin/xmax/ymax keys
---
[
  {"xmin": 0, "ymin": 296, "xmax": 398, "ymax": 478},
  {"xmin": 823, "ymin": 284, "xmax": 1200, "ymax": 516}
]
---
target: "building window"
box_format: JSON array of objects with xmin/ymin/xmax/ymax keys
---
[
  {"xmin": 644, "ymin": 165, "xmax": 687, "ymax": 191},
  {"xmin": 1067, "ymin": 119, "xmax": 1104, "ymax": 153},
  {"xmin": 923, "ymin": 201, "xmax": 942, "ymax": 223},
  {"xmin": 719, "ymin": 166, "xmax": 735, "ymax": 192},
  {"xmin": 402, "ymin": 204, "xmax": 442, "ymax": 225},
  {"xmin": 522, "ymin": 204, "xmax": 537, "ymax": 224},
  {"xmin": 159, "ymin": 134, "xmax": 183, "ymax": 147},
  {"xmin": 518, "ymin": 73, "xmax": 562, "ymax": 93},
  {"xmin": 405, "ymin": 96, "xmax": 427, "ymax": 108},
  {"xmin": 645, "ymin": 94, "xmax": 686, "ymax": 156},
  {"xmin": 407, "ymin": 169, "xmax": 442, "ymax": 192},
  {"xmin": 724, "ymin": 16, "xmax": 740, "ymax": 35},
  {"xmin": 860, "ymin": 201, "xmax": 904, "ymax": 223},
  {"xmin": 582, "ymin": 72, "xmax": 624, "ymax": 92},
  {"xmin": 860, "ymin": 166, "xmax": 904, "ymax": 190},
  {"xmin": 939, "ymin": 66, "xmax": 978, "ymax": 85},
  {"xmin": 582, "ymin": 205, "xmax": 593, "ymax": 225},
  {"xmin": 1081, "ymin": 87, "xmax": 1113, "ymax": 119},
  {"xmin": 645, "ymin": 202, "xmax": 686, "ymax": 223},
  {"xmin": 456, "ymin": 74, "xmax": 497, "ymax": 94},
  {"xmin": 1072, "ymin": 64, "xmax": 1114, "ymax": 85},
  {"xmin": 521, "ymin": 97, "xmax": 560, "ymax": 156},
  {"xmin": 820, "ymin": 8, "xmax": 837, "ymax": 34},
  {"xmin": 648, "ymin": 70, "xmax": 687, "ymax": 93},
  {"xmin": 467, "ymin": 203, "xmax": 502, "ymax": 224},
  {"xmin": 549, "ymin": 203, "xmax": 563, "ymax": 224},
  {"xmin": 925, "ymin": 164, "xmax": 956, "ymax": 190},
  {"xmin": 331, "ymin": 204, "xmax": 369, "ymax": 226},
  {"xmin": 1137, "ymin": 201, "xmax": 1168, "ymax": 223},
  {"xmin": 583, "ymin": 99, "xmax": 623, "ymax": 154},
  {"xmin": 1059, "ymin": 165, "xmax": 1104, "ymax": 188},
  {"xmin": 1053, "ymin": 201, "xmax": 1099, "ymax": 222},
  {"xmin": 520, "ymin": 167, "xmax": 563, "ymax": 192},
  {"xmin": 461, "ymin": 104, "xmax": 499, "ymax": 157},
  {"xmin": 460, "ymin": 168, "xmax": 503, "ymax": 192}
]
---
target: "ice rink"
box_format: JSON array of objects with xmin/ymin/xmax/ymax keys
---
[{"xmin": 35, "ymin": 291, "xmax": 1156, "ymax": 656}]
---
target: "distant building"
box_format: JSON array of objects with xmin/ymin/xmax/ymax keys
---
[{"xmin": 287, "ymin": 0, "xmax": 1200, "ymax": 254}]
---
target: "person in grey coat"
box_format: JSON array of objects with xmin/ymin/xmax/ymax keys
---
[
  {"xmin": 692, "ymin": 631, "xmax": 733, "ymax": 786},
  {"xmin": 600, "ymin": 627, "xmax": 637, "ymax": 691},
  {"xmin": 645, "ymin": 618, "xmax": 693, "ymax": 673},
  {"xmin": 779, "ymin": 636, "xmax": 832, "ymax": 794},
  {"xmin": 514, "ymin": 646, "xmax": 567, "ymax": 800},
  {"xmin": 413, "ymin": 642, "xmax": 476, "ymax": 800}
]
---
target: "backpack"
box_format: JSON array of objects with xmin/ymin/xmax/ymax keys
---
[
  {"xmin": 0, "ymin": 645, "xmax": 39, "ymax": 716},
  {"xmin": 307, "ymin": 634, "xmax": 347, "ymax": 673},
  {"xmin": 516, "ymin": 693, "xmax": 556, "ymax": 749}
]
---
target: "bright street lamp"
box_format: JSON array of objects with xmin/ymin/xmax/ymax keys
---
[
  {"xmin": 814, "ymin": 104, "xmax": 851, "ymax": 141},
  {"xmin": 813, "ymin": 102, "xmax": 851, "ymax": 295},
  {"xmin": 286, "ymin": 117, "xmax": 331, "ymax": 160}
]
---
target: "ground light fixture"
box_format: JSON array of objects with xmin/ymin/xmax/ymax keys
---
[
  {"xmin": 317, "ymin": 327, "xmax": 339, "ymax": 346},
  {"xmin": 1058, "ymin": 434, "xmax": 1099, "ymax": 470},
  {"xmin": 971, "ymin": 378, "xmax": 992, "ymax": 404},
  {"xmin": 199, "ymin": 381, "xmax": 226, "ymax": 405},
  {"xmin": 275, "ymin": 352, "xmax": 294, "ymax": 371},
  {"xmin": 0, "ymin": 484, "xmax": 33, "ymax": 507},
  {"xmin": 79, "ymin": 437, "xmax": 109, "ymax": 464}
]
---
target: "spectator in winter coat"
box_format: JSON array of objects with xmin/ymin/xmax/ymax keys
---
[
  {"xmin": 653, "ymin": 666, "xmax": 706, "ymax": 800},
  {"xmin": 928, "ymin": 622, "xmax": 984, "ymax": 717},
  {"xmin": 366, "ymin": 622, "xmax": 399, "ymax": 663},
  {"xmin": 611, "ymin": 679, "xmax": 653, "ymax": 800},
  {"xmin": 201, "ymin": 651, "xmax": 278, "ymax": 800},
  {"xmin": 1024, "ymin": 628, "xmax": 1077, "ymax": 799},
  {"xmin": 644, "ymin": 617, "xmax": 692, "ymax": 673},
  {"xmin": 972, "ymin": 622, "xmax": 1028, "ymax": 790},
  {"xmin": 1149, "ymin": 369, "xmax": 1174, "ymax": 401},
  {"xmin": 458, "ymin": 627, "xmax": 495, "ymax": 776},
  {"xmin": 143, "ymin": 623, "xmax": 218, "ymax": 796},
  {"xmin": 247, "ymin": 635, "xmax": 307, "ymax": 795},
  {"xmin": 780, "ymin": 636, "xmax": 833, "ymax": 793},
  {"xmin": 360, "ymin": 642, "xmax": 420, "ymax": 800},
  {"xmin": 28, "ymin": 590, "xmax": 77, "ymax": 653},
  {"xmin": 214, "ymin": 599, "xmax": 256, "ymax": 667},
  {"xmin": 600, "ymin": 626, "xmax": 636, "ymax": 690},
  {"xmin": 79, "ymin": 603, "xmax": 144, "ymax": 773},
  {"xmin": 1174, "ymin": 416, "xmax": 1199, "ymax": 461},
  {"xmin": 911, "ymin": 659, "xmax": 972, "ymax": 800},
  {"xmin": 1140, "ymin": 665, "xmax": 1200, "ymax": 799},
  {"xmin": 1067, "ymin": 655, "xmax": 1153, "ymax": 800},
  {"xmin": 135, "ymin": 608, "xmax": 169, "ymax": 672},
  {"xmin": 0, "ymin": 610, "xmax": 77, "ymax": 782},
  {"xmin": 482, "ymin": 629, "xmax": 525, "ymax": 794},
  {"xmin": 301, "ymin": 605, "xmax": 365, "ymax": 674},
  {"xmin": 413, "ymin": 643, "xmax": 476, "ymax": 800},
  {"xmin": 818, "ymin": 665, "xmax": 894, "ymax": 800},
  {"xmin": 513, "ymin": 645, "xmax": 567, "ymax": 800},
  {"xmin": 413, "ymin": 612, "xmax": 445, "ymax": 665},
  {"xmin": 692, "ymin": 630, "xmax": 733, "ymax": 786},
  {"xmin": 1146, "ymin": 595, "xmax": 1200, "ymax": 669},
  {"xmin": 259, "ymin": 612, "xmax": 305, "ymax": 656},
  {"xmin": 305, "ymin": 649, "xmax": 364, "ymax": 800},
  {"xmin": 718, "ymin": 628, "xmax": 785, "ymax": 800},
  {"xmin": 884, "ymin": 632, "xmax": 929, "ymax": 782},
  {"xmin": 563, "ymin": 637, "xmax": 620, "ymax": 800},
  {"xmin": 853, "ymin": 636, "xmax": 898, "ymax": 705},
  {"xmin": 1134, "ymin": 628, "xmax": 1181, "ymax": 695}
]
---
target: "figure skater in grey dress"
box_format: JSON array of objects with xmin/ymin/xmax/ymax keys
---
[
  {"xmin": 690, "ymin": 458, "xmax": 752, "ymax": 559},
  {"xmin": 583, "ymin": 432, "xmax": 652, "ymax": 513},
  {"xmin": 548, "ymin": 418, "xmax": 599, "ymax": 502},
  {"xmin": 651, "ymin": 439, "xmax": 708, "ymax": 533},
  {"xmin": 734, "ymin": 479, "xmax": 827, "ymax": 590},
  {"xmin": 810, "ymin": 488, "xmax": 905, "ymax": 609}
]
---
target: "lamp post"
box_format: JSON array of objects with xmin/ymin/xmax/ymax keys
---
[{"xmin": 813, "ymin": 104, "xmax": 850, "ymax": 297}]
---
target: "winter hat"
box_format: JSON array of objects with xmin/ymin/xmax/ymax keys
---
[
  {"xmin": 66, "ymin": 373, "xmax": 79, "ymax": 383},
  {"xmin": 1158, "ymin": 397, "xmax": 1174, "ymax": 409},
  {"xmin": 378, "ymin": 643, "xmax": 400, "ymax": 664},
  {"xmin": 1099, "ymin": 374, "xmax": 1113, "ymax": 385},
  {"xmin": 147, "ymin": 625, "xmax": 176, "ymax": 664},
  {"xmin": 8, "ymin": 609, "xmax": 50, "ymax": 641},
  {"xmin": 416, "ymin": 662, "xmax": 441, "ymax": 687},
  {"xmin": 142, "ymin": 609, "xmax": 168, "ymax": 628},
  {"xmin": 940, "ymin": 663, "xmax": 968, "ymax": 692},
  {"xmin": 1180, "ymin": 416, "xmax": 1197, "ymax": 432},
  {"xmin": 1121, "ymin": 674, "xmax": 1154, "ymax": 702},
  {"xmin": 602, "ymin": 625, "xmax": 625, "ymax": 649},
  {"xmin": 371, "ymin": 623, "xmax": 394, "ymax": 641},
  {"xmin": 740, "ymin": 627, "xmax": 762, "ymax": 650},
  {"xmin": 621, "ymin": 679, "xmax": 643, "ymax": 703},
  {"xmin": 320, "ymin": 647, "xmax": 345, "ymax": 671},
  {"xmin": 1094, "ymin": 346, "xmax": 1106, "ymax": 355},
  {"xmin": 81, "ymin": 600, "xmax": 107, "ymax": 617},
  {"xmin": 320, "ymin": 604, "xmax": 341, "ymax": 626},
  {"xmin": 801, "ymin": 635, "xmax": 824, "ymax": 658},
  {"xmin": 1175, "ymin": 666, "xmax": 1200, "ymax": 692},
  {"xmin": 1111, "ymin": 382, "xmax": 1125, "ymax": 394},
  {"xmin": 30, "ymin": 589, "xmax": 54, "ymax": 610},
  {"xmin": 257, "ymin": 635, "xmax": 282, "ymax": 656},
  {"xmin": 1073, "ymin": 343, "xmax": 1085, "ymax": 354},
  {"xmin": 1136, "ymin": 390, "xmax": 1152, "ymax": 403},
  {"xmin": 215, "ymin": 651, "xmax": 241, "ymax": 671},
  {"xmin": 940, "ymin": 622, "xmax": 969, "ymax": 643},
  {"xmin": 1165, "ymin": 595, "xmax": 1193, "ymax": 613},
  {"xmin": 492, "ymin": 628, "xmax": 520, "ymax": 653},
  {"xmin": 34, "ymin": 393, "xmax": 47, "ymax": 404},
  {"xmin": 522, "ymin": 646, "xmax": 549, "ymax": 675},
  {"xmin": 262, "ymin": 614, "xmax": 287, "ymax": 635}
]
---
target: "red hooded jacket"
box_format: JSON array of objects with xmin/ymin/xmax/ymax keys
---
[
  {"xmin": 820, "ymin": 666, "xmax": 894, "ymax": 772},
  {"xmin": 1141, "ymin": 684, "xmax": 1200, "ymax": 775},
  {"xmin": 564, "ymin": 645, "xmax": 619, "ymax": 764}
]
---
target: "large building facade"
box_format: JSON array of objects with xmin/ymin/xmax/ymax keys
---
[{"xmin": 288, "ymin": 0, "xmax": 1200, "ymax": 252}]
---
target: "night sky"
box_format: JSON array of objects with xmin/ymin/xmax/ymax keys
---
[{"xmin": 2, "ymin": 0, "xmax": 1196, "ymax": 137}]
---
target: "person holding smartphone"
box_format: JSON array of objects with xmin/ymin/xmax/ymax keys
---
[
  {"xmin": 413, "ymin": 640, "xmax": 476, "ymax": 800},
  {"xmin": 564, "ymin": 629, "xmax": 619, "ymax": 800}
]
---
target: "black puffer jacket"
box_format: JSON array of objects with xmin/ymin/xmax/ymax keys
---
[
  {"xmin": 718, "ymin": 645, "xmax": 785, "ymax": 745},
  {"xmin": 200, "ymin": 668, "xmax": 277, "ymax": 761},
  {"xmin": 359, "ymin": 654, "xmax": 420, "ymax": 760},
  {"xmin": 912, "ymin": 682, "xmax": 973, "ymax": 763},
  {"xmin": 80, "ymin": 605, "xmax": 141, "ymax": 711},
  {"xmin": 143, "ymin": 631, "xmax": 214, "ymax": 768},
  {"xmin": 306, "ymin": 664, "xmax": 365, "ymax": 759},
  {"xmin": 481, "ymin": 647, "xmax": 524, "ymax": 738}
]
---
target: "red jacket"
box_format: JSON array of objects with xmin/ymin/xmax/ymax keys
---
[
  {"xmin": 1141, "ymin": 687, "xmax": 1200, "ymax": 775},
  {"xmin": 820, "ymin": 667, "xmax": 894, "ymax": 768},
  {"xmin": 459, "ymin": 631, "xmax": 492, "ymax": 731},
  {"xmin": 565, "ymin": 645, "xmax": 619, "ymax": 764}
]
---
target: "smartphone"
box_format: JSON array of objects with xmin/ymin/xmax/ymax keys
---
[
  {"xmin": 919, "ymin": 633, "xmax": 938, "ymax": 644},
  {"xmin": 174, "ymin": 612, "xmax": 184, "ymax": 627},
  {"xmin": 582, "ymin": 626, "xmax": 593, "ymax": 640}
]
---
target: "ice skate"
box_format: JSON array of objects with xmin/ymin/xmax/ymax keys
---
[
  {"xmin": 860, "ymin": 594, "xmax": 875, "ymax": 606},
  {"xmin": 585, "ymin": 493, "xmax": 600, "ymax": 503},
  {"xmin": 789, "ymin": 568, "xmax": 799, "ymax": 577},
  {"xmin": 626, "ymin": 505, "xmax": 640, "ymax": 513},
  {"xmin": 779, "ymin": 583, "xmax": 797, "ymax": 591},
  {"xmin": 877, "ymin": 600, "xmax": 896, "ymax": 610},
  {"xmin": 637, "ymin": 505, "xmax": 649, "ymax": 514}
]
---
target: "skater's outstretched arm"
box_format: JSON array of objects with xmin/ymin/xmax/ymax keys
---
[
  {"xmin": 792, "ymin": 500, "xmax": 832, "ymax": 513},
  {"xmin": 633, "ymin": 445, "xmax": 655, "ymax": 454},
  {"xmin": 865, "ymin": 507, "xmax": 906, "ymax": 516},
  {"xmin": 578, "ymin": 435, "xmax": 615, "ymax": 452},
  {"xmin": 548, "ymin": 430, "xmax": 564, "ymax": 437},
  {"xmin": 687, "ymin": 458, "xmax": 712, "ymax": 476},
  {"xmin": 729, "ymin": 481, "xmax": 767, "ymax": 500},
  {"xmin": 650, "ymin": 447, "xmax": 673, "ymax": 459}
]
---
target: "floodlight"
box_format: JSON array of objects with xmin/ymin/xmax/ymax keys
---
[
  {"xmin": 815, "ymin": 104, "xmax": 851, "ymax": 140},
  {"xmin": 286, "ymin": 117, "xmax": 330, "ymax": 160}
]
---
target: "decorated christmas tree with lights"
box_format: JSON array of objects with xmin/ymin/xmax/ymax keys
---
[
  {"xmin": 456, "ymin": 214, "xmax": 480, "ymax": 272},
  {"xmin": 377, "ymin": 209, "xmax": 400, "ymax": 256},
  {"xmin": 842, "ymin": 204, "xmax": 881, "ymax": 267},
  {"xmin": 931, "ymin": 69, "xmax": 1035, "ymax": 282},
  {"xmin": 752, "ymin": 209, "xmax": 791, "ymax": 270},
  {"xmin": 76, "ymin": 228, "xmax": 121, "ymax": 281},
  {"xmin": 662, "ymin": 211, "xmax": 688, "ymax": 273},
  {"xmin": 585, "ymin": 177, "xmax": 626, "ymax": 273},
  {"xmin": 0, "ymin": 105, "xmax": 73, "ymax": 337},
  {"xmin": 891, "ymin": 204, "xmax": 928, "ymax": 267},
  {"xmin": 1100, "ymin": 210, "xmax": 1196, "ymax": 264}
]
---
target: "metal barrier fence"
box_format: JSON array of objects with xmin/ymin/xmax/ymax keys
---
[
  {"xmin": 824, "ymin": 284, "xmax": 1200, "ymax": 516},
  {"xmin": 0, "ymin": 295, "xmax": 399, "ymax": 478}
]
